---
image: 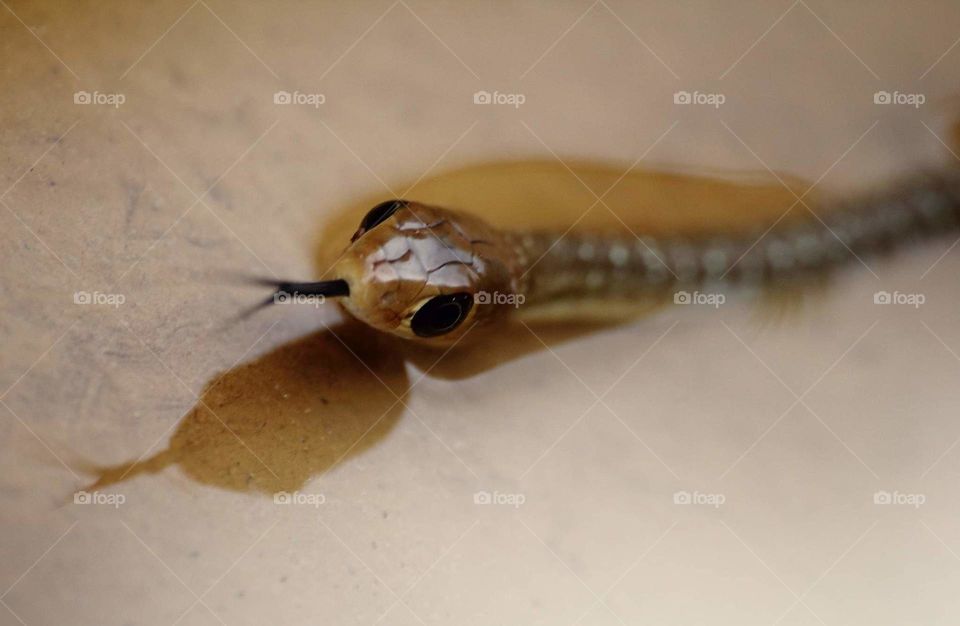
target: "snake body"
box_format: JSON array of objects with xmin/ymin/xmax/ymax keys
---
[
  {"xmin": 274, "ymin": 170, "xmax": 960, "ymax": 345},
  {"xmin": 509, "ymin": 172, "xmax": 960, "ymax": 310}
]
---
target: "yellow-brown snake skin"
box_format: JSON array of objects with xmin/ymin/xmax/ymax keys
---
[{"xmin": 272, "ymin": 169, "xmax": 960, "ymax": 347}]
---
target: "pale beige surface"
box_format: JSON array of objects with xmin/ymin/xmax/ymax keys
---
[{"xmin": 3, "ymin": 1, "xmax": 960, "ymax": 624}]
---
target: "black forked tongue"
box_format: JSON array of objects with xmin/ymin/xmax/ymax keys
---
[
  {"xmin": 272, "ymin": 279, "xmax": 350, "ymax": 298},
  {"xmin": 234, "ymin": 278, "xmax": 350, "ymax": 321}
]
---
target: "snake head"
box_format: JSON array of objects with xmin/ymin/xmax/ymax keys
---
[{"xmin": 330, "ymin": 200, "xmax": 523, "ymax": 345}]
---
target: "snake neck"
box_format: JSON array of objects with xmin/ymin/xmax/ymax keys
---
[{"xmin": 508, "ymin": 170, "xmax": 960, "ymax": 310}]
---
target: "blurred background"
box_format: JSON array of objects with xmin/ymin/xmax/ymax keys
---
[{"xmin": 3, "ymin": 0, "xmax": 960, "ymax": 624}]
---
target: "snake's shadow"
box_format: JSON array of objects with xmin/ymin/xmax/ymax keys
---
[
  {"xmin": 84, "ymin": 159, "xmax": 808, "ymax": 495},
  {"xmin": 82, "ymin": 318, "xmax": 609, "ymax": 495}
]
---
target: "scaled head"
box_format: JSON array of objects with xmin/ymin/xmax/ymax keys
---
[{"xmin": 331, "ymin": 200, "xmax": 521, "ymax": 345}]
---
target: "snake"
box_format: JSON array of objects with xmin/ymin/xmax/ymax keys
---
[{"xmin": 257, "ymin": 169, "xmax": 960, "ymax": 346}]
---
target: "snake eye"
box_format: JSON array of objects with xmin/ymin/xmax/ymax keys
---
[
  {"xmin": 352, "ymin": 199, "xmax": 408, "ymax": 241},
  {"xmin": 410, "ymin": 292, "xmax": 473, "ymax": 338}
]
